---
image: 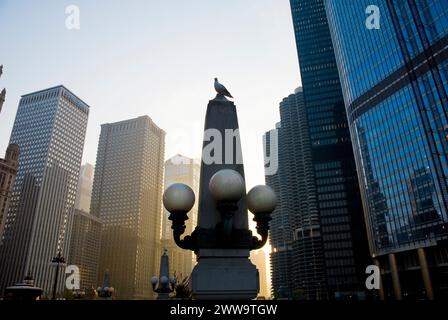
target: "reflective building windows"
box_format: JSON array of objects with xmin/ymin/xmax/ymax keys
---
[{"xmin": 326, "ymin": 0, "xmax": 448, "ymax": 298}]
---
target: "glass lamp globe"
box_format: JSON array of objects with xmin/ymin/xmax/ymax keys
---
[
  {"xmin": 151, "ymin": 276, "xmax": 159, "ymax": 285},
  {"xmin": 163, "ymin": 183, "xmax": 195, "ymax": 212},
  {"xmin": 247, "ymin": 185, "xmax": 277, "ymax": 213},
  {"xmin": 160, "ymin": 276, "xmax": 169, "ymax": 285},
  {"xmin": 209, "ymin": 169, "xmax": 245, "ymax": 202}
]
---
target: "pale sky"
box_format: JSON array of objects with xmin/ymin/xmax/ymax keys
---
[{"xmin": 0, "ymin": 0, "xmax": 301, "ymax": 190}]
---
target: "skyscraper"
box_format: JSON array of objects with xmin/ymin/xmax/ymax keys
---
[
  {"xmin": 68, "ymin": 162, "xmax": 100, "ymax": 292},
  {"xmin": 0, "ymin": 144, "xmax": 19, "ymax": 240},
  {"xmin": 91, "ymin": 116, "xmax": 165, "ymax": 299},
  {"xmin": 161, "ymin": 154, "xmax": 199, "ymax": 279},
  {"xmin": 325, "ymin": 0, "xmax": 448, "ymax": 299},
  {"xmin": 68, "ymin": 208, "xmax": 102, "ymax": 292},
  {"xmin": 265, "ymin": 88, "xmax": 329, "ymax": 299},
  {"xmin": 265, "ymin": 90, "xmax": 306, "ymax": 299},
  {"xmin": 0, "ymin": 85, "xmax": 89, "ymax": 296},
  {"xmin": 280, "ymin": 0, "xmax": 370, "ymax": 299},
  {"xmin": 74, "ymin": 163, "xmax": 94, "ymax": 212}
]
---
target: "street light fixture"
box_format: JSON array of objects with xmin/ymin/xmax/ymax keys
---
[
  {"xmin": 163, "ymin": 170, "xmax": 276, "ymax": 251},
  {"xmin": 162, "ymin": 81, "xmax": 277, "ymax": 299},
  {"xmin": 97, "ymin": 270, "xmax": 114, "ymax": 299},
  {"xmin": 151, "ymin": 249, "xmax": 177, "ymax": 299},
  {"xmin": 51, "ymin": 249, "xmax": 66, "ymax": 300}
]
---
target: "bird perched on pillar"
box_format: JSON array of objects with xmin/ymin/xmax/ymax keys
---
[{"xmin": 214, "ymin": 78, "xmax": 233, "ymax": 99}]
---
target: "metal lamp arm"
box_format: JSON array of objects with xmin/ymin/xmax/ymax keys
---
[
  {"xmin": 169, "ymin": 211, "xmax": 195, "ymax": 250},
  {"xmin": 251, "ymin": 212, "xmax": 272, "ymax": 250}
]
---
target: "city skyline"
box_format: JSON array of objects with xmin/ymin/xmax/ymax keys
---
[
  {"xmin": 1, "ymin": 0, "xmax": 447, "ymax": 302},
  {"xmin": 0, "ymin": 0, "xmax": 301, "ymax": 190}
]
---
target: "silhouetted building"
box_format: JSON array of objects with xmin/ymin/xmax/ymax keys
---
[
  {"xmin": 68, "ymin": 209, "xmax": 102, "ymax": 292},
  {"xmin": 161, "ymin": 155, "xmax": 199, "ymax": 279},
  {"xmin": 0, "ymin": 86, "xmax": 89, "ymax": 296},
  {"xmin": 91, "ymin": 116, "xmax": 165, "ymax": 299},
  {"xmin": 274, "ymin": 0, "xmax": 370, "ymax": 300},
  {"xmin": 0, "ymin": 144, "xmax": 19, "ymax": 240},
  {"xmin": 326, "ymin": 0, "xmax": 448, "ymax": 299}
]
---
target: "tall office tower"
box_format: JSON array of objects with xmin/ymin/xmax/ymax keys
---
[
  {"xmin": 265, "ymin": 89, "xmax": 327, "ymax": 299},
  {"xmin": 287, "ymin": 0, "xmax": 370, "ymax": 299},
  {"xmin": 325, "ymin": 0, "xmax": 448, "ymax": 299},
  {"xmin": 250, "ymin": 249, "xmax": 269, "ymax": 298},
  {"xmin": 91, "ymin": 116, "xmax": 165, "ymax": 299},
  {"xmin": 0, "ymin": 65, "xmax": 5, "ymax": 114},
  {"xmin": 0, "ymin": 86, "xmax": 89, "ymax": 296},
  {"xmin": 74, "ymin": 163, "xmax": 94, "ymax": 212},
  {"xmin": 68, "ymin": 209, "xmax": 102, "ymax": 291},
  {"xmin": 0, "ymin": 144, "xmax": 19, "ymax": 240},
  {"xmin": 264, "ymin": 124, "xmax": 293, "ymax": 299},
  {"xmin": 161, "ymin": 154, "xmax": 199, "ymax": 279}
]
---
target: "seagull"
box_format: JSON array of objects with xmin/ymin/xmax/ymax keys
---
[{"xmin": 214, "ymin": 78, "xmax": 233, "ymax": 99}]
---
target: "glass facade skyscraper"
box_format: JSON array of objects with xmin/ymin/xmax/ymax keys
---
[
  {"xmin": 325, "ymin": 0, "xmax": 448, "ymax": 299},
  {"xmin": 0, "ymin": 86, "xmax": 89, "ymax": 296},
  {"xmin": 286, "ymin": 0, "xmax": 370, "ymax": 299}
]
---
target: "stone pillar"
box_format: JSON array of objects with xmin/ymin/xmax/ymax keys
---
[
  {"xmin": 417, "ymin": 248, "xmax": 434, "ymax": 300},
  {"xmin": 373, "ymin": 258, "xmax": 385, "ymax": 300},
  {"xmin": 197, "ymin": 96, "xmax": 248, "ymax": 230},
  {"xmin": 156, "ymin": 250, "xmax": 171, "ymax": 300},
  {"xmin": 190, "ymin": 95, "xmax": 258, "ymax": 300},
  {"xmin": 388, "ymin": 253, "xmax": 402, "ymax": 300}
]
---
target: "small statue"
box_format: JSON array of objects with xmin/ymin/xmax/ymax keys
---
[{"xmin": 214, "ymin": 78, "xmax": 233, "ymax": 99}]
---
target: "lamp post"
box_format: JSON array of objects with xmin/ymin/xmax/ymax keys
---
[
  {"xmin": 164, "ymin": 172, "xmax": 276, "ymax": 252},
  {"xmin": 97, "ymin": 270, "xmax": 114, "ymax": 300},
  {"xmin": 151, "ymin": 249, "xmax": 177, "ymax": 300},
  {"xmin": 51, "ymin": 250, "xmax": 66, "ymax": 300},
  {"xmin": 163, "ymin": 83, "xmax": 277, "ymax": 299}
]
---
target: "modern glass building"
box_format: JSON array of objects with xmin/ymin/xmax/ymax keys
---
[
  {"xmin": 286, "ymin": 0, "xmax": 370, "ymax": 299},
  {"xmin": 325, "ymin": 0, "xmax": 448, "ymax": 299},
  {"xmin": 91, "ymin": 116, "xmax": 165, "ymax": 299},
  {"xmin": 0, "ymin": 86, "xmax": 89, "ymax": 296}
]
